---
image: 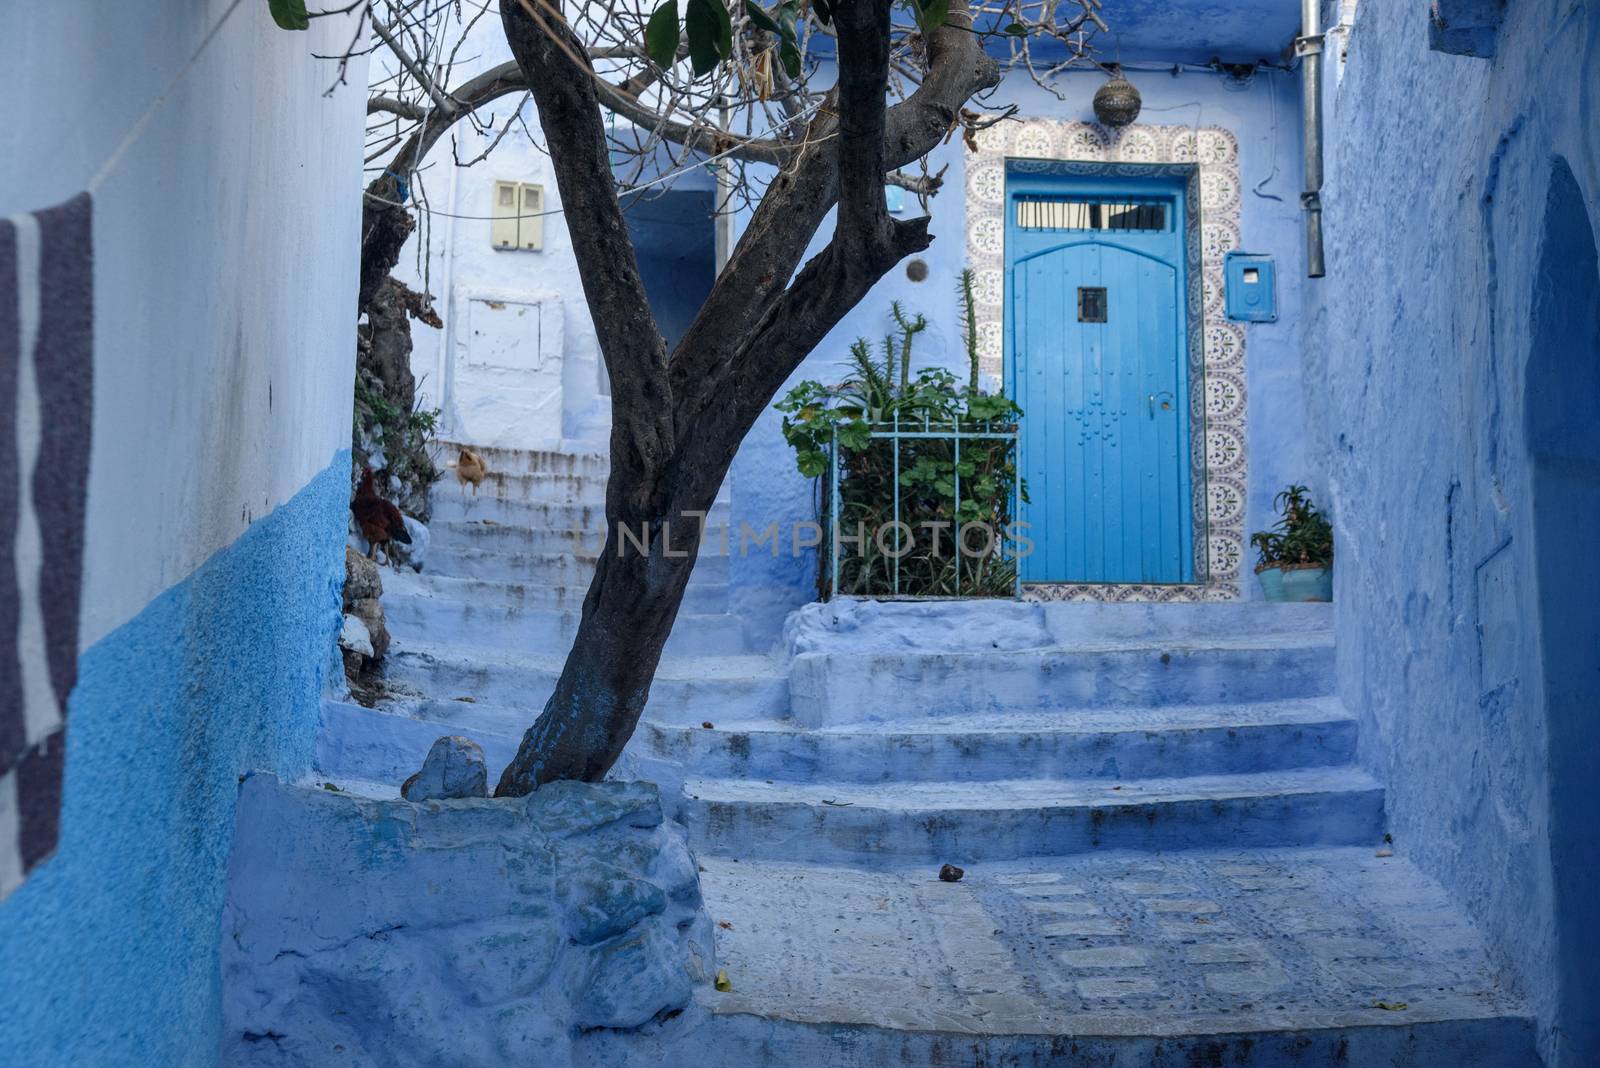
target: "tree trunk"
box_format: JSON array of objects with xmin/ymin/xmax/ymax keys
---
[{"xmin": 494, "ymin": 500, "xmax": 711, "ymax": 792}]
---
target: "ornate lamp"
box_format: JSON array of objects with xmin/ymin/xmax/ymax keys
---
[{"xmin": 1093, "ymin": 68, "xmax": 1142, "ymax": 127}]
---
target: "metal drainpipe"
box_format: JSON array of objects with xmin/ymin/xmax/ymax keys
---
[{"xmin": 1300, "ymin": 0, "xmax": 1327, "ymax": 278}]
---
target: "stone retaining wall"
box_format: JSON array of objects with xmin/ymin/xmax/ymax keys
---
[{"xmin": 220, "ymin": 774, "xmax": 713, "ymax": 1066}]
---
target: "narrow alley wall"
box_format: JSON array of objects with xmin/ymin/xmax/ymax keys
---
[
  {"xmin": 0, "ymin": 4, "xmax": 366, "ymax": 1064},
  {"xmin": 1303, "ymin": 3, "xmax": 1600, "ymax": 1063}
]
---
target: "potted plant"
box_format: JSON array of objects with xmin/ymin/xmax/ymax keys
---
[{"xmin": 1251, "ymin": 485, "xmax": 1334, "ymax": 602}]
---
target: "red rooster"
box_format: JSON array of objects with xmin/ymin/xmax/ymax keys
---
[{"xmin": 353, "ymin": 468, "xmax": 412, "ymax": 562}]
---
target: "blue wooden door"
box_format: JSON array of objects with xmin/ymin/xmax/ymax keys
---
[{"xmin": 1005, "ymin": 175, "xmax": 1193, "ymax": 584}]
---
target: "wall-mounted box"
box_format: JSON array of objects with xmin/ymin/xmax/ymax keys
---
[
  {"xmin": 491, "ymin": 181, "xmax": 544, "ymax": 251},
  {"xmin": 1224, "ymin": 251, "xmax": 1277, "ymax": 322}
]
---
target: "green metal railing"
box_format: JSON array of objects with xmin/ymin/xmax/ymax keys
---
[{"xmin": 825, "ymin": 413, "xmax": 1022, "ymax": 600}]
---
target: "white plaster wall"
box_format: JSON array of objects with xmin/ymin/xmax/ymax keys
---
[
  {"xmin": 0, "ymin": 0, "xmax": 368, "ymax": 649},
  {"xmin": 377, "ymin": 14, "xmax": 610, "ymax": 448}
]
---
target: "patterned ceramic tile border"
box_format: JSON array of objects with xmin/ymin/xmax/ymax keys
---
[{"xmin": 965, "ymin": 119, "xmax": 1246, "ymax": 603}]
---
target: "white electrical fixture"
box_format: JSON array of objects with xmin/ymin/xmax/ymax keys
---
[{"xmin": 491, "ymin": 181, "xmax": 545, "ymax": 251}]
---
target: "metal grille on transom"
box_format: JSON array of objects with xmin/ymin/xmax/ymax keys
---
[{"xmin": 1014, "ymin": 196, "xmax": 1169, "ymax": 232}]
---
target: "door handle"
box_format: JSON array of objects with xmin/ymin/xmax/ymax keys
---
[{"xmin": 1148, "ymin": 391, "xmax": 1174, "ymax": 418}]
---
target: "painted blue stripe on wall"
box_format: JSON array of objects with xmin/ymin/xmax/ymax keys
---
[{"xmin": 0, "ymin": 450, "xmax": 350, "ymax": 1067}]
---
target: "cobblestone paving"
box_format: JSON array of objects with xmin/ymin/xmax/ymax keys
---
[{"xmin": 699, "ymin": 847, "xmax": 1525, "ymax": 1037}]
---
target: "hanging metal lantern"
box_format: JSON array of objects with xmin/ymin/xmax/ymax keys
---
[{"xmin": 1093, "ymin": 70, "xmax": 1142, "ymax": 127}]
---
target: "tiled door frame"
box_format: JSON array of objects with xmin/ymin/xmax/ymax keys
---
[{"xmin": 966, "ymin": 119, "xmax": 1247, "ymax": 602}]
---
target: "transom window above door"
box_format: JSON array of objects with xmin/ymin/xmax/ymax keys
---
[{"xmin": 1014, "ymin": 196, "xmax": 1169, "ymax": 233}]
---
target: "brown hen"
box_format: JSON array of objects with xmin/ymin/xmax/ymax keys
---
[{"xmin": 353, "ymin": 468, "xmax": 411, "ymax": 561}]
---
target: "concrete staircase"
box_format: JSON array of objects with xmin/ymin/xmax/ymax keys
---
[
  {"xmin": 315, "ymin": 442, "xmax": 1538, "ymax": 1066},
  {"xmin": 317, "ymin": 440, "xmax": 781, "ymax": 795},
  {"xmin": 635, "ymin": 600, "xmax": 1385, "ymax": 866}
]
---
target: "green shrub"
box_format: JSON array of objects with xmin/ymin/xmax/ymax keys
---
[
  {"xmin": 1250, "ymin": 485, "xmax": 1334, "ymax": 571},
  {"xmin": 775, "ymin": 320, "xmax": 1025, "ymax": 599}
]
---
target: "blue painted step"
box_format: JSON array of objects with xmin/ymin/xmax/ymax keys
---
[
  {"xmin": 637, "ymin": 698, "xmax": 1357, "ymax": 786},
  {"xmin": 316, "ymin": 699, "xmax": 522, "ymax": 788},
  {"xmin": 788, "ymin": 634, "xmax": 1336, "ymax": 727},
  {"xmin": 381, "ymin": 579, "xmax": 746, "ymax": 657},
  {"xmin": 377, "ymin": 640, "xmax": 788, "ymax": 718},
  {"xmin": 678, "ymin": 767, "xmax": 1386, "ymax": 864},
  {"xmin": 387, "ymin": 568, "xmax": 730, "ymax": 614}
]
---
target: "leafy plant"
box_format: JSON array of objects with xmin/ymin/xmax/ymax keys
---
[
  {"xmin": 352, "ymin": 373, "xmax": 441, "ymax": 530},
  {"xmin": 1251, "ymin": 484, "xmax": 1333, "ymax": 571},
  {"xmin": 775, "ymin": 300, "xmax": 1025, "ymax": 599}
]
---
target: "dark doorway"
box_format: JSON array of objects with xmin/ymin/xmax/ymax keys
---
[
  {"xmin": 621, "ymin": 189, "xmax": 716, "ymax": 352},
  {"xmin": 1526, "ymin": 157, "xmax": 1600, "ymax": 1067}
]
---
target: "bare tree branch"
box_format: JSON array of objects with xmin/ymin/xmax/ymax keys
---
[{"xmin": 367, "ymin": 95, "xmax": 429, "ymax": 120}]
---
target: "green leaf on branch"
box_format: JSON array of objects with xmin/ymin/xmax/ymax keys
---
[
  {"xmin": 797, "ymin": 450, "xmax": 829, "ymax": 478},
  {"xmin": 645, "ymin": 0, "xmax": 682, "ymax": 68},
  {"xmin": 687, "ymin": 0, "xmax": 733, "ymax": 75},
  {"xmin": 268, "ymin": 0, "xmax": 310, "ymax": 30},
  {"xmin": 1004, "ymin": 21, "xmax": 1027, "ymax": 35},
  {"xmin": 744, "ymin": 0, "xmax": 781, "ymax": 33}
]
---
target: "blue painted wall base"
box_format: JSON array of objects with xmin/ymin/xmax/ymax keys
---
[{"xmin": 0, "ymin": 453, "xmax": 350, "ymax": 1067}]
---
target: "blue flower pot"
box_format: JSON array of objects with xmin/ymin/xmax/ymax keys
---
[
  {"xmin": 1256, "ymin": 566, "xmax": 1332, "ymax": 602},
  {"xmin": 1283, "ymin": 566, "xmax": 1332, "ymax": 602},
  {"xmin": 1256, "ymin": 566, "xmax": 1286, "ymax": 602}
]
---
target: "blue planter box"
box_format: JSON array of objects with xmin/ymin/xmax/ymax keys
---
[{"xmin": 1256, "ymin": 566, "xmax": 1332, "ymax": 602}]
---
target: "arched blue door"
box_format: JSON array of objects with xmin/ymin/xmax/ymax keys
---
[{"xmin": 1005, "ymin": 175, "xmax": 1193, "ymax": 584}]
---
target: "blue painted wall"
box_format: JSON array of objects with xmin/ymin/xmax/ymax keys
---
[
  {"xmin": 0, "ymin": 455, "xmax": 349, "ymax": 1066},
  {"xmin": 727, "ymin": 62, "xmax": 1309, "ymax": 639},
  {"xmin": 1301, "ymin": 3, "xmax": 1600, "ymax": 1064},
  {"xmin": 623, "ymin": 189, "xmax": 717, "ymax": 353}
]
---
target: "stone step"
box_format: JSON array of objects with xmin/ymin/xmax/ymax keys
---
[
  {"xmin": 577, "ymin": 850, "xmax": 1537, "ymax": 1068},
  {"xmin": 678, "ymin": 766, "xmax": 1385, "ymax": 863},
  {"xmin": 434, "ymin": 439, "xmax": 610, "ymax": 478},
  {"xmin": 433, "ymin": 469, "xmax": 734, "ymax": 519},
  {"xmin": 788, "ymin": 634, "xmax": 1336, "ymax": 727},
  {"xmin": 437, "ymin": 469, "xmax": 609, "ymax": 507},
  {"xmin": 395, "ymin": 562, "xmax": 730, "ymax": 612},
  {"xmin": 429, "ymin": 522, "xmax": 606, "ymax": 561},
  {"xmin": 316, "ymin": 653, "xmax": 789, "ymax": 787},
  {"xmin": 635, "ymin": 698, "xmax": 1358, "ymax": 786},
  {"xmin": 381, "ymin": 572, "xmax": 746, "ymax": 657},
  {"xmin": 424, "ymin": 545, "xmax": 733, "ymax": 597},
  {"xmin": 378, "ymin": 639, "xmax": 790, "ymax": 723},
  {"xmin": 428, "ymin": 507, "xmax": 732, "ymax": 556},
  {"xmin": 788, "ymin": 598, "xmax": 1335, "ymax": 653}
]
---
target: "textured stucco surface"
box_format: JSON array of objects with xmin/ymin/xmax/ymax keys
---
[
  {"xmin": 0, "ymin": 455, "xmax": 349, "ymax": 1067},
  {"xmin": 1303, "ymin": 2, "xmax": 1600, "ymax": 1063},
  {"xmin": 221, "ymin": 774, "xmax": 714, "ymax": 1066}
]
